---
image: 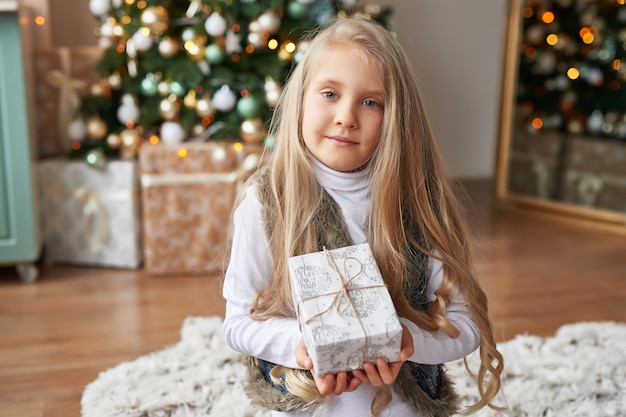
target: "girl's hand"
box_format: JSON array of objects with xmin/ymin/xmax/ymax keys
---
[
  {"xmin": 295, "ymin": 337, "xmax": 361, "ymax": 396},
  {"xmin": 351, "ymin": 324, "xmax": 414, "ymax": 386}
]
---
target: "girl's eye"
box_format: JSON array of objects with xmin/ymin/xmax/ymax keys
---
[
  {"xmin": 363, "ymin": 100, "xmax": 380, "ymax": 108},
  {"xmin": 322, "ymin": 91, "xmax": 337, "ymax": 99}
]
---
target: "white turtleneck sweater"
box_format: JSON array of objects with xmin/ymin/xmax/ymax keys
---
[{"xmin": 222, "ymin": 156, "xmax": 480, "ymax": 417}]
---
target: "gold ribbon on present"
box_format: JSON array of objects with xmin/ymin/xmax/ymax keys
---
[
  {"xmin": 296, "ymin": 248, "xmax": 387, "ymax": 367},
  {"xmin": 42, "ymin": 185, "xmax": 135, "ymax": 253},
  {"xmin": 46, "ymin": 48, "xmax": 86, "ymax": 151},
  {"xmin": 72, "ymin": 187, "xmax": 110, "ymax": 253},
  {"xmin": 140, "ymin": 153, "xmax": 261, "ymax": 189}
]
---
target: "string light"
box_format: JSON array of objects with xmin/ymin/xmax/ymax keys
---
[
  {"xmin": 567, "ymin": 67, "xmax": 580, "ymax": 80},
  {"xmin": 542, "ymin": 11, "xmax": 555, "ymax": 24},
  {"xmin": 546, "ymin": 34, "xmax": 559, "ymax": 46},
  {"xmin": 612, "ymin": 59, "xmax": 621, "ymax": 71},
  {"xmin": 522, "ymin": 6, "xmax": 533, "ymax": 18}
]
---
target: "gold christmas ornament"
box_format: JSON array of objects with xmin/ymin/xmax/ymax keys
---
[
  {"xmin": 120, "ymin": 128, "xmax": 141, "ymax": 159},
  {"xmin": 191, "ymin": 123, "xmax": 205, "ymax": 137},
  {"xmin": 240, "ymin": 118, "xmax": 264, "ymax": 143},
  {"xmin": 140, "ymin": 6, "xmax": 169, "ymax": 36},
  {"xmin": 195, "ymin": 96, "xmax": 215, "ymax": 117},
  {"xmin": 157, "ymin": 81, "xmax": 170, "ymax": 96},
  {"xmin": 108, "ymin": 72, "xmax": 122, "ymax": 89},
  {"xmin": 183, "ymin": 89, "xmax": 198, "ymax": 109},
  {"xmin": 264, "ymin": 78, "xmax": 282, "ymax": 107},
  {"xmin": 184, "ymin": 35, "xmax": 207, "ymax": 60},
  {"xmin": 159, "ymin": 36, "xmax": 179, "ymax": 58},
  {"xmin": 106, "ymin": 133, "xmax": 123, "ymax": 149},
  {"xmin": 159, "ymin": 97, "xmax": 180, "ymax": 120},
  {"xmin": 90, "ymin": 81, "xmax": 105, "ymax": 97},
  {"xmin": 86, "ymin": 116, "xmax": 108, "ymax": 141}
]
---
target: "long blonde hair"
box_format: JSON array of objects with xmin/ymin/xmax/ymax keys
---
[{"xmin": 248, "ymin": 16, "xmax": 503, "ymax": 415}]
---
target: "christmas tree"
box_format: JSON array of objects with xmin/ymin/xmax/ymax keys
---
[
  {"xmin": 515, "ymin": 0, "xmax": 626, "ymax": 140},
  {"xmin": 72, "ymin": 0, "xmax": 393, "ymax": 165}
]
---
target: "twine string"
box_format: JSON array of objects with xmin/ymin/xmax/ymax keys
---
[{"xmin": 296, "ymin": 247, "xmax": 386, "ymax": 367}]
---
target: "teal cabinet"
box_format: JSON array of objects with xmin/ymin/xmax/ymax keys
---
[{"xmin": 0, "ymin": 1, "xmax": 41, "ymax": 282}]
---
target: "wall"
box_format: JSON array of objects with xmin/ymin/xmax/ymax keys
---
[
  {"xmin": 380, "ymin": 0, "xmax": 508, "ymax": 178},
  {"xmin": 41, "ymin": 0, "xmax": 509, "ymax": 178}
]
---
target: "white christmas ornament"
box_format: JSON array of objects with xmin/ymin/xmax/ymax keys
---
[
  {"xmin": 98, "ymin": 37, "xmax": 114, "ymax": 49},
  {"xmin": 205, "ymin": 12, "xmax": 227, "ymax": 37},
  {"xmin": 212, "ymin": 85, "xmax": 237, "ymax": 112},
  {"xmin": 100, "ymin": 21, "xmax": 115, "ymax": 38},
  {"xmin": 258, "ymin": 11, "xmax": 281, "ymax": 34},
  {"xmin": 89, "ymin": 0, "xmax": 111, "ymax": 16},
  {"xmin": 225, "ymin": 30, "xmax": 242, "ymax": 54},
  {"xmin": 117, "ymin": 94, "xmax": 140, "ymax": 125},
  {"xmin": 67, "ymin": 118, "xmax": 87, "ymax": 141},
  {"xmin": 132, "ymin": 30, "xmax": 154, "ymax": 52},
  {"xmin": 160, "ymin": 121, "xmax": 187, "ymax": 144}
]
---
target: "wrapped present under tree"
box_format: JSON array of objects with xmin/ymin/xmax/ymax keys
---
[
  {"xmin": 139, "ymin": 141, "xmax": 266, "ymax": 274},
  {"xmin": 38, "ymin": 159, "xmax": 142, "ymax": 268}
]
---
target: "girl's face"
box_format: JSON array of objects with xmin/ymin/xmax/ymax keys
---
[{"xmin": 301, "ymin": 43, "xmax": 385, "ymax": 172}]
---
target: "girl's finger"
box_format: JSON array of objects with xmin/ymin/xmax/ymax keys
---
[
  {"xmin": 350, "ymin": 369, "xmax": 370, "ymax": 384},
  {"xmin": 333, "ymin": 372, "xmax": 349, "ymax": 395},
  {"xmin": 363, "ymin": 361, "xmax": 384, "ymax": 387}
]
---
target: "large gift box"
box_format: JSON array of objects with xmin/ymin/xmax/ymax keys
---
[
  {"xmin": 288, "ymin": 244, "xmax": 402, "ymax": 377},
  {"xmin": 38, "ymin": 159, "xmax": 142, "ymax": 268},
  {"xmin": 560, "ymin": 136, "xmax": 626, "ymax": 212},
  {"xmin": 138, "ymin": 141, "xmax": 266, "ymax": 275},
  {"xmin": 33, "ymin": 47, "xmax": 103, "ymax": 158},
  {"xmin": 507, "ymin": 130, "xmax": 566, "ymax": 199}
]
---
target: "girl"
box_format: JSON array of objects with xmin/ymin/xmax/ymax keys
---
[{"xmin": 222, "ymin": 17, "xmax": 503, "ymax": 417}]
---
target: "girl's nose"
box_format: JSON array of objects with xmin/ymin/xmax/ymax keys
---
[{"xmin": 334, "ymin": 102, "xmax": 358, "ymax": 129}]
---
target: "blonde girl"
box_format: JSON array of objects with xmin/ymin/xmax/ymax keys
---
[{"xmin": 223, "ymin": 16, "xmax": 503, "ymax": 417}]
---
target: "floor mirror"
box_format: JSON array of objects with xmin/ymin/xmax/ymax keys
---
[{"xmin": 495, "ymin": 0, "xmax": 626, "ymax": 235}]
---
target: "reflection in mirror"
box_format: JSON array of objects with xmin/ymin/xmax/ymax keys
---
[{"xmin": 496, "ymin": 0, "xmax": 626, "ymax": 233}]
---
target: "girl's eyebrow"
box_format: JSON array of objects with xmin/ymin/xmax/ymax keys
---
[{"xmin": 312, "ymin": 78, "xmax": 385, "ymax": 98}]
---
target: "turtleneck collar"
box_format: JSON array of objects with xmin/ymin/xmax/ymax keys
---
[{"xmin": 308, "ymin": 152, "xmax": 372, "ymax": 192}]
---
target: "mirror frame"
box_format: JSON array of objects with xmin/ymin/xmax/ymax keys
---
[{"xmin": 494, "ymin": 0, "xmax": 626, "ymax": 236}]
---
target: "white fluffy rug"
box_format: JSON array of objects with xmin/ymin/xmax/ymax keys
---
[{"xmin": 81, "ymin": 317, "xmax": 626, "ymax": 417}]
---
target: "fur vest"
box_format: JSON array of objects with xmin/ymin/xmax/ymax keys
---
[{"xmin": 243, "ymin": 168, "xmax": 459, "ymax": 416}]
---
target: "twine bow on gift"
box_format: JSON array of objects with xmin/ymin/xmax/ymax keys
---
[
  {"xmin": 72, "ymin": 187, "xmax": 110, "ymax": 253},
  {"xmin": 297, "ymin": 248, "xmax": 387, "ymax": 367},
  {"xmin": 46, "ymin": 48, "xmax": 86, "ymax": 151}
]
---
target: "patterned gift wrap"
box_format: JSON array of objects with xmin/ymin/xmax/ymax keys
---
[
  {"xmin": 38, "ymin": 159, "xmax": 142, "ymax": 268},
  {"xmin": 33, "ymin": 47, "xmax": 102, "ymax": 158},
  {"xmin": 507, "ymin": 130, "xmax": 566, "ymax": 199},
  {"xmin": 288, "ymin": 243, "xmax": 402, "ymax": 377},
  {"xmin": 560, "ymin": 136, "xmax": 626, "ymax": 212},
  {"xmin": 139, "ymin": 141, "xmax": 265, "ymax": 275}
]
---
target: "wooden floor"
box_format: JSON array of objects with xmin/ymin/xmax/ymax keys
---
[{"xmin": 1, "ymin": 180, "xmax": 625, "ymax": 417}]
